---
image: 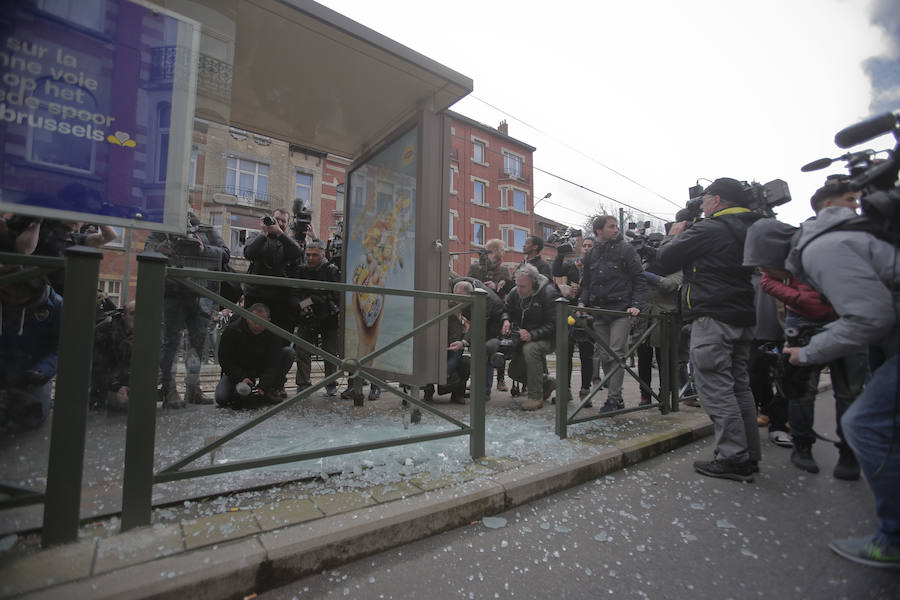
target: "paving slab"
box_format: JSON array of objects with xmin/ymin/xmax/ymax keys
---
[
  {"xmin": 0, "ymin": 537, "xmax": 96, "ymax": 598},
  {"xmin": 181, "ymin": 510, "xmax": 261, "ymax": 551},
  {"xmin": 93, "ymin": 523, "xmax": 183, "ymax": 575},
  {"xmin": 253, "ymin": 498, "xmax": 323, "ymax": 531}
]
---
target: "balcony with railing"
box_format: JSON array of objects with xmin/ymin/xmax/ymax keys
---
[
  {"xmin": 150, "ymin": 46, "xmax": 233, "ymax": 100},
  {"xmin": 206, "ymin": 185, "xmax": 282, "ymax": 211},
  {"xmin": 498, "ymin": 166, "xmax": 530, "ymax": 184}
]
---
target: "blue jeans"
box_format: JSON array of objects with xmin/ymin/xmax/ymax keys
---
[{"xmin": 841, "ymin": 354, "xmax": 900, "ymax": 543}]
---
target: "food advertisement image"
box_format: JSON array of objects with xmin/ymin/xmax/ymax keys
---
[{"xmin": 344, "ymin": 127, "xmax": 417, "ymax": 374}]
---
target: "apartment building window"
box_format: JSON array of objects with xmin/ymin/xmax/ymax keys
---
[
  {"xmin": 473, "ymin": 180, "xmax": 486, "ymax": 205},
  {"xmin": 449, "ymin": 210, "xmax": 457, "ymax": 239},
  {"xmin": 29, "ymin": 82, "xmax": 96, "ymax": 173},
  {"xmin": 503, "ymin": 227, "xmax": 528, "ymax": 252},
  {"xmin": 501, "ymin": 187, "xmax": 528, "ymax": 212},
  {"xmin": 38, "ymin": 0, "xmax": 105, "ymax": 31},
  {"xmin": 99, "ymin": 279, "xmax": 122, "ymax": 307},
  {"xmin": 473, "ymin": 140, "xmax": 485, "ymax": 165},
  {"xmin": 226, "ymin": 157, "xmax": 268, "ymax": 204},
  {"xmin": 503, "ymin": 151, "xmax": 523, "ymax": 178},
  {"xmin": 473, "ymin": 221, "xmax": 487, "ymax": 246},
  {"xmin": 189, "ymin": 149, "xmax": 199, "ymax": 187},
  {"xmin": 230, "ymin": 226, "xmax": 260, "ymax": 258},
  {"xmin": 541, "ymin": 225, "xmax": 554, "ymax": 240},
  {"xmin": 295, "ymin": 171, "xmax": 313, "ymax": 210},
  {"xmin": 450, "ymin": 167, "xmax": 457, "ymax": 194},
  {"xmin": 104, "ymin": 226, "xmax": 125, "ymax": 248}
]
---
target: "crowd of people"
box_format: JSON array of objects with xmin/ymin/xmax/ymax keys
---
[{"xmin": 1, "ymin": 170, "xmax": 897, "ymax": 569}]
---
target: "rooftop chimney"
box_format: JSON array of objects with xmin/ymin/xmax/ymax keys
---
[{"xmin": 498, "ymin": 119, "xmax": 508, "ymax": 135}]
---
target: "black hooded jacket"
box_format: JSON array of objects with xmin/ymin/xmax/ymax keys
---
[{"xmin": 656, "ymin": 208, "xmax": 763, "ymax": 326}]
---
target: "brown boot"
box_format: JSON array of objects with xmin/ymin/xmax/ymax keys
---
[
  {"xmin": 163, "ymin": 388, "xmax": 186, "ymax": 409},
  {"xmin": 520, "ymin": 398, "xmax": 543, "ymax": 411},
  {"xmin": 496, "ymin": 378, "xmax": 508, "ymax": 392},
  {"xmin": 186, "ymin": 387, "xmax": 213, "ymax": 405}
]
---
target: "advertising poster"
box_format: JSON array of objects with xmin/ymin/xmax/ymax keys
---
[
  {"xmin": 344, "ymin": 127, "xmax": 417, "ymax": 374},
  {"xmin": 0, "ymin": 0, "xmax": 197, "ymax": 232}
]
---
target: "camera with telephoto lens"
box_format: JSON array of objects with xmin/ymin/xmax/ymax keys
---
[
  {"xmin": 262, "ymin": 215, "xmax": 276, "ymax": 226},
  {"xmin": 625, "ymin": 221, "xmax": 664, "ymax": 261},
  {"xmin": 683, "ymin": 179, "xmax": 792, "ymax": 221},
  {"xmin": 488, "ymin": 328, "xmax": 522, "ymax": 368},
  {"xmin": 547, "ymin": 227, "xmax": 583, "ymax": 254},
  {"xmin": 784, "ymin": 326, "xmax": 818, "ymax": 348}
]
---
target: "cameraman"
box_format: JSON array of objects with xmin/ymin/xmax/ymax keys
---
[
  {"xmin": 577, "ymin": 215, "xmax": 647, "ymax": 413},
  {"xmin": 657, "ymin": 178, "xmax": 763, "ymax": 482},
  {"xmin": 781, "ymin": 196, "xmax": 899, "ymax": 566},
  {"xmin": 291, "ymin": 239, "xmax": 341, "ymax": 396},
  {"xmin": 243, "ymin": 209, "xmax": 303, "ymax": 337},
  {"xmin": 553, "ymin": 235, "xmax": 596, "ymax": 403},
  {"xmin": 215, "ymin": 303, "xmax": 295, "ymax": 408},
  {"xmin": 145, "ymin": 211, "xmax": 230, "ymax": 408},
  {"xmin": 500, "ymin": 263, "xmax": 559, "ymax": 411},
  {"xmin": 449, "ymin": 277, "xmax": 506, "ymax": 402},
  {"xmin": 467, "ymin": 238, "xmax": 513, "ymax": 392},
  {"xmin": 91, "ymin": 300, "xmax": 136, "ymax": 413}
]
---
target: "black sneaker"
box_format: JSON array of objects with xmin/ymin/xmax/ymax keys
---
[
  {"xmin": 833, "ymin": 446, "xmax": 860, "ymax": 481},
  {"xmin": 693, "ymin": 459, "xmax": 754, "ymax": 482},
  {"xmin": 790, "ymin": 445, "xmax": 819, "ymax": 473}
]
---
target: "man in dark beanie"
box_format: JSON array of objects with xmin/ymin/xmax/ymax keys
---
[{"xmin": 657, "ymin": 177, "xmax": 764, "ymax": 482}]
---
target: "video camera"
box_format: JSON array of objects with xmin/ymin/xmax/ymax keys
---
[
  {"xmin": 326, "ymin": 218, "xmax": 343, "ymax": 265},
  {"xmin": 801, "ymin": 111, "xmax": 900, "ymax": 232},
  {"xmin": 682, "ymin": 179, "xmax": 792, "ymax": 221},
  {"xmin": 290, "ymin": 199, "xmax": 313, "ymax": 244},
  {"xmin": 625, "ymin": 221, "xmax": 664, "ymax": 261},
  {"xmin": 547, "ymin": 227, "xmax": 583, "ymax": 254},
  {"xmin": 488, "ymin": 328, "xmax": 522, "ymax": 368}
]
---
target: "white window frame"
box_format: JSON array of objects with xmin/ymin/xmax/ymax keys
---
[
  {"xmin": 229, "ymin": 226, "xmax": 261, "ymax": 258},
  {"xmin": 450, "ymin": 165, "xmax": 458, "ymax": 195},
  {"xmin": 295, "ymin": 171, "xmax": 314, "ymax": 211},
  {"xmin": 471, "ymin": 219, "xmax": 489, "ymax": 247},
  {"xmin": 99, "ymin": 279, "xmax": 122, "ymax": 307},
  {"xmin": 500, "ymin": 186, "xmax": 529, "ymax": 213},
  {"xmin": 226, "ymin": 157, "xmax": 269, "ymax": 205},
  {"xmin": 471, "ymin": 177, "xmax": 489, "ymax": 206},
  {"xmin": 502, "ymin": 149, "xmax": 524, "ymax": 179},
  {"xmin": 449, "ymin": 209, "xmax": 458, "ymax": 240},
  {"xmin": 189, "ymin": 149, "xmax": 199, "ymax": 188},
  {"xmin": 501, "ymin": 225, "xmax": 529, "ymax": 252},
  {"xmin": 38, "ymin": 0, "xmax": 105, "ymax": 32},
  {"xmin": 104, "ymin": 226, "xmax": 125, "ymax": 248},
  {"xmin": 471, "ymin": 135, "xmax": 489, "ymax": 166}
]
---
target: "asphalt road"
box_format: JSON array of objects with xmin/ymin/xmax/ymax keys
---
[{"xmin": 258, "ymin": 390, "xmax": 899, "ymax": 600}]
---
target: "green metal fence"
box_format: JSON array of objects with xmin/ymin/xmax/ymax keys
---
[
  {"xmin": 553, "ymin": 298, "xmax": 686, "ymax": 439},
  {"xmin": 119, "ymin": 253, "xmax": 488, "ymax": 532}
]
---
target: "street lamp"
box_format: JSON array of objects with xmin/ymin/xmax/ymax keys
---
[{"xmin": 534, "ymin": 192, "xmax": 552, "ymax": 208}]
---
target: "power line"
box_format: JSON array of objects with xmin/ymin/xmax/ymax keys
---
[
  {"xmin": 469, "ymin": 94, "xmax": 684, "ymax": 210},
  {"xmin": 533, "ymin": 165, "xmax": 672, "ymax": 222}
]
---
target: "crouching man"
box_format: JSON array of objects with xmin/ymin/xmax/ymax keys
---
[
  {"xmin": 499, "ymin": 263, "xmax": 559, "ymax": 411},
  {"xmin": 0, "ymin": 270, "xmax": 61, "ymax": 429},
  {"xmin": 215, "ymin": 303, "xmax": 295, "ymax": 409}
]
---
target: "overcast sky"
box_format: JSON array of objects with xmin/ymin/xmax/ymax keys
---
[{"xmin": 320, "ymin": 0, "xmax": 897, "ymax": 228}]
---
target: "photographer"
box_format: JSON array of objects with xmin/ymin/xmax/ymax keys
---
[
  {"xmin": 243, "ymin": 209, "xmax": 303, "ymax": 337},
  {"xmin": 145, "ymin": 210, "xmax": 230, "ymax": 408},
  {"xmin": 553, "ymin": 234, "xmax": 596, "ymax": 403},
  {"xmin": 467, "ymin": 238, "xmax": 513, "ymax": 392},
  {"xmin": 499, "ymin": 263, "xmax": 559, "ymax": 411},
  {"xmin": 91, "ymin": 301, "xmax": 136, "ymax": 413},
  {"xmin": 291, "ymin": 239, "xmax": 341, "ymax": 396},
  {"xmin": 657, "ymin": 178, "xmax": 763, "ymax": 482},
  {"xmin": 215, "ymin": 303, "xmax": 295, "ymax": 408},
  {"xmin": 578, "ymin": 215, "xmax": 647, "ymax": 413},
  {"xmin": 0, "ymin": 269, "xmax": 61, "ymax": 429}
]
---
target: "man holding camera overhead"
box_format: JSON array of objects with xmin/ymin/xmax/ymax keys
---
[
  {"xmin": 578, "ymin": 215, "xmax": 647, "ymax": 413},
  {"xmin": 657, "ymin": 178, "xmax": 763, "ymax": 482},
  {"xmin": 243, "ymin": 209, "xmax": 303, "ymax": 340}
]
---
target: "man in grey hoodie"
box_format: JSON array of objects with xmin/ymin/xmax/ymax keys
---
[{"xmin": 783, "ymin": 203, "xmax": 900, "ymax": 568}]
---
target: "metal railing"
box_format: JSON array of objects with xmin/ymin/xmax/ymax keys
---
[
  {"xmin": 119, "ymin": 254, "xmax": 488, "ymax": 531},
  {"xmin": 553, "ymin": 298, "xmax": 685, "ymax": 439}
]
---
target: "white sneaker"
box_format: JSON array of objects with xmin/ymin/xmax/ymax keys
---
[{"xmin": 769, "ymin": 430, "xmax": 793, "ymax": 448}]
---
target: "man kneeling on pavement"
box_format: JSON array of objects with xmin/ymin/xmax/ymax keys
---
[
  {"xmin": 496, "ymin": 263, "xmax": 559, "ymax": 411},
  {"xmin": 215, "ymin": 303, "xmax": 295, "ymax": 408}
]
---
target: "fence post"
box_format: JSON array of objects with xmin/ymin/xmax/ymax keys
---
[
  {"xmin": 668, "ymin": 314, "xmax": 681, "ymax": 412},
  {"xmin": 120, "ymin": 252, "xmax": 168, "ymax": 532},
  {"xmin": 469, "ymin": 289, "xmax": 486, "ymax": 459},
  {"xmin": 42, "ymin": 246, "xmax": 102, "ymax": 547},
  {"xmin": 657, "ymin": 314, "xmax": 672, "ymax": 415},
  {"xmin": 555, "ymin": 298, "xmax": 570, "ymax": 439}
]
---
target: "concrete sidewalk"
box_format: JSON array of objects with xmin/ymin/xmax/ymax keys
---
[{"xmin": 0, "ymin": 385, "xmax": 714, "ymax": 600}]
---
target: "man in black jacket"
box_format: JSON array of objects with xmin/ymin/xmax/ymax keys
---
[
  {"xmin": 292, "ymin": 239, "xmax": 341, "ymax": 396},
  {"xmin": 522, "ymin": 235, "xmax": 552, "ymax": 277},
  {"xmin": 657, "ymin": 177, "xmax": 763, "ymax": 482},
  {"xmin": 243, "ymin": 209, "xmax": 303, "ymax": 337},
  {"xmin": 500, "ymin": 263, "xmax": 559, "ymax": 410},
  {"xmin": 215, "ymin": 303, "xmax": 295, "ymax": 408},
  {"xmin": 578, "ymin": 216, "xmax": 647, "ymax": 412}
]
